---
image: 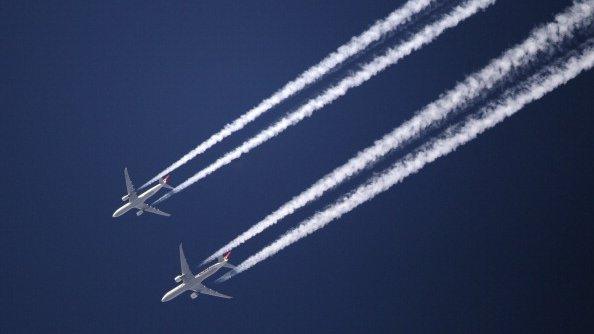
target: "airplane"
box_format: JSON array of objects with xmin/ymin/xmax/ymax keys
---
[
  {"xmin": 112, "ymin": 167, "xmax": 173, "ymax": 218},
  {"xmin": 161, "ymin": 243, "xmax": 235, "ymax": 302}
]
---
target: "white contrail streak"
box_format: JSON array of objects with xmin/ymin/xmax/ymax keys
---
[
  {"xmin": 204, "ymin": 0, "xmax": 594, "ymax": 264},
  {"xmin": 141, "ymin": 0, "xmax": 436, "ymax": 189},
  {"xmin": 220, "ymin": 43, "xmax": 594, "ymax": 280},
  {"xmin": 154, "ymin": 0, "xmax": 496, "ymax": 204}
]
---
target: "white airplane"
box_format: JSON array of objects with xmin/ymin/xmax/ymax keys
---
[
  {"xmin": 112, "ymin": 167, "xmax": 173, "ymax": 218},
  {"xmin": 161, "ymin": 244, "xmax": 235, "ymax": 302}
]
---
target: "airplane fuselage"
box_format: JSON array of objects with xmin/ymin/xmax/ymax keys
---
[
  {"xmin": 161, "ymin": 261, "xmax": 228, "ymax": 302},
  {"xmin": 112, "ymin": 183, "xmax": 164, "ymax": 217},
  {"xmin": 161, "ymin": 283, "xmax": 189, "ymax": 302}
]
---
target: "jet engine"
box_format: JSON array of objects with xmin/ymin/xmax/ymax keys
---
[
  {"xmin": 174, "ymin": 275, "xmax": 183, "ymax": 283},
  {"xmin": 136, "ymin": 210, "xmax": 143, "ymax": 216},
  {"xmin": 190, "ymin": 292, "xmax": 198, "ymax": 299},
  {"xmin": 121, "ymin": 194, "xmax": 129, "ymax": 201}
]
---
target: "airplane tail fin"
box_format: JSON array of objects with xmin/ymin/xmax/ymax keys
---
[
  {"xmin": 160, "ymin": 175, "xmax": 174, "ymax": 190},
  {"xmin": 218, "ymin": 251, "xmax": 234, "ymax": 269}
]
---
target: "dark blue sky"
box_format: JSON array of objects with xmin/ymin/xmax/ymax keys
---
[{"xmin": 3, "ymin": 0, "xmax": 594, "ymax": 332}]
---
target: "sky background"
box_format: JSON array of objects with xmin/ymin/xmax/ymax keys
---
[{"xmin": 2, "ymin": 0, "xmax": 594, "ymax": 332}]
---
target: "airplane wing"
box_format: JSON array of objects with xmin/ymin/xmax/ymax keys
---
[
  {"xmin": 124, "ymin": 168, "xmax": 138, "ymax": 201},
  {"xmin": 198, "ymin": 284, "xmax": 232, "ymax": 299},
  {"xmin": 142, "ymin": 204, "xmax": 171, "ymax": 217},
  {"xmin": 179, "ymin": 243, "xmax": 193, "ymax": 278}
]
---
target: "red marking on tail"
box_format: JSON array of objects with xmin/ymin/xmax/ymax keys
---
[
  {"xmin": 163, "ymin": 175, "xmax": 171, "ymax": 183},
  {"xmin": 223, "ymin": 251, "xmax": 231, "ymax": 260}
]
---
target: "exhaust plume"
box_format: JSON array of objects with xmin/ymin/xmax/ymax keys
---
[
  {"xmin": 220, "ymin": 42, "xmax": 594, "ymax": 280},
  {"xmin": 154, "ymin": 0, "xmax": 496, "ymax": 204},
  {"xmin": 205, "ymin": 0, "xmax": 594, "ymax": 263},
  {"xmin": 141, "ymin": 0, "xmax": 437, "ymax": 189}
]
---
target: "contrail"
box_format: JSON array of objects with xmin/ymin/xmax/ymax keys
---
[
  {"xmin": 141, "ymin": 0, "xmax": 437, "ymax": 189},
  {"xmin": 204, "ymin": 0, "xmax": 594, "ymax": 264},
  {"xmin": 219, "ymin": 43, "xmax": 594, "ymax": 281},
  {"xmin": 154, "ymin": 0, "xmax": 496, "ymax": 204}
]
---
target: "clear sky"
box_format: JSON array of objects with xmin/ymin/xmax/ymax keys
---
[{"xmin": 3, "ymin": 0, "xmax": 594, "ymax": 332}]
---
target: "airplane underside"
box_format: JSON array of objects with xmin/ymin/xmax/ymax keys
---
[{"xmin": 112, "ymin": 168, "xmax": 172, "ymax": 218}]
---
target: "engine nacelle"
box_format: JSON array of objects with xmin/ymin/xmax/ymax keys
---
[
  {"xmin": 174, "ymin": 275, "xmax": 183, "ymax": 283},
  {"xmin": 190, "ymin": 292, "xmax": 198, "ymax": 299},
  {"xmin": 136, "ymin": 210, "xmax": 143, "ymax": 216},
  {"xmin": 121, "ymin": 194, "xmax": 129, "ymax": 201}
]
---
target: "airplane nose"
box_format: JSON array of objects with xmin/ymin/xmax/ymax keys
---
[{"xmin": 112, "ymin": 208, "xmax": 123, "ymax": 218}]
